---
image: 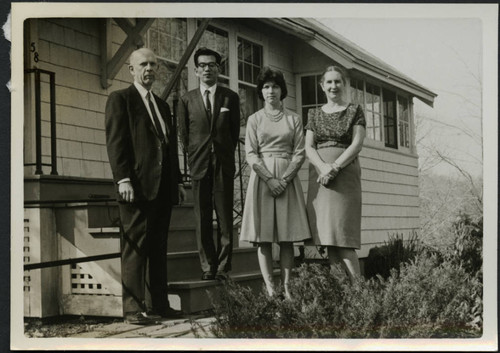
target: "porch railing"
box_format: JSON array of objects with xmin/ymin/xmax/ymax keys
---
[{"xmin": 24, "ymin": 68, "xmax": 58, "ymax": 175}]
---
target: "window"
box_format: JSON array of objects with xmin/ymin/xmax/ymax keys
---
[
  {"xmin": 148, "ymin": 18, "xmax": 187, "ymax": 63},
  {"xmin": 365, "ymin": 83, "xmax": 382, "ymax": 141},
  {"xmin": 301, "ymin": 75, "xmax": 326, "ymax": 127},
  {"xmin": 198, "ymin": 24, "xmax": 229, "ymax": 86},
  {"xmin": 238, "ymin": 37, "xmax": 263, "ymax": 126},
  {"xmin": 383, "ymin": 89, "xmax": 397, "ymax": 148},
  {"xmin": 147, "ymin": 19, "xmax": 188, "ymax": 108},
  {"xmin": 398, "ymin": 96, "xmax": 410, "ymax": 148},
  {"xmin": 350, "ymin": 79, "xmax": 382, "ymax": 141}
]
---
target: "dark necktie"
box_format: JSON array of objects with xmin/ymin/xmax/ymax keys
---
[
  {"xmin": 146, "ymin": 92, "xmax": 165, "ymax": 142},
  {"xmin": 204, "ymin": 89, "xmax": 212, "ymax": 121}
]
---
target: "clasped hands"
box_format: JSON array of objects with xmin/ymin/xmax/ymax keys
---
[
  {"xmin": 317, "ymin": 163, "xmax": 341, "ymax": 186},
  {"xmin": 266, "ymin": 178, "xmax": 288, "ymax": 198}
]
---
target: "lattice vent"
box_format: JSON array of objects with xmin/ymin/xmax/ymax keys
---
[
  {"xmin": 23, "ymin": 218, "xmax": 31, "ymax": 293},
  {"xmin": 70, "ymin": 263, "xmax": 110, "ymax": 295}
]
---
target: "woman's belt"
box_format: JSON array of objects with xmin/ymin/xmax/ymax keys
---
[
  {"xmin": 317, "ymin": 141, "xmax": 350, "ymax": 149},
  {"xmin": 258, "ymin": 152, "xmax": 292, "ymax": 159}
]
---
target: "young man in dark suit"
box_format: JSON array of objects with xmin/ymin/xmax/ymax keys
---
[
  {"xmin": 178, "ymin": 47, "xmax": 240, "ymax": 281},
  {"xmin": 105, "ymin": 48, "xmax": 186, "ymax": 325}
]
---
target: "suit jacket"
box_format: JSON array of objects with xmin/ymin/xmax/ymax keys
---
[
  {"xmin": 178, "ymin": 85, "xmax": 240, "ymax": 180},
  {"xmin": 105, "ymin": 84, "xmax": 182, "ymax": 204}
]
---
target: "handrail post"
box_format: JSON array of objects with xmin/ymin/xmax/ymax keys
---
[
  {"xmin": 49, "ymin": 72, "xmax": 58, "ymax": 175},
  {"xmin": 34, "ymin": 69, "xmax": 43, "ymax": 175}
]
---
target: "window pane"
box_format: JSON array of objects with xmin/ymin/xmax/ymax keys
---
[
  {"xmin": 253, "ymin": 45, "xmax": 262, "ymax": 66},
  {"xmin": 150, "ymin": 29, "xmax": 159, "ymax": 54},
  {"xmin": 243, "ymin": 42, "xmax": 252, "ymax": 62},
  {"xmin": 148, "ymin": 19, "xmax": 187, "ymax": 63},
  {"xmin": 238, "ymin": 62, "xmax": 243, "ymax": 80},
  {"xmin": 238, "ymin": 37, "xmax": 263, "ymax": 85},
  {"xmin": 252, "ymin": 65, "xmax": 259, "ymax": 84},
  {"xmin": 365, "ymin": 111, "xmax": 374, "ymax": 129},
  {"xmin": 399, "ymin": 97, "xmax": 409, "ymax": 122},
  {"xmin": 374, "ymin": 126, "xmax": 381, "ymax": 141},
  {"xmin": 373, "ymin": 112, "xmax": 381, "ymax": 127},
  {"xmin": 383, "ymin": 89, "xmax": 397, "ymax": 148},
  {"xmin": 372, "ymin": 86, "xmax": 380, "ymax": 113},
  {"xmin": 239, "ymin": 84, "xmax": 261, "ymax": 127},
  {"xmin": 244, "ymin": 63, "xmax": 252, "ymax": 83},
  {"xmin": 366, "ymin": 88, "xmax": 373, "ymax": 112},
  {"xmin": 301, "ymin": 76, "xmax": 317, "ymax": 105}
]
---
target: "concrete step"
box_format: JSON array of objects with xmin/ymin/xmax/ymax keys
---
[
  {"xmin": 168, "ymin": 269, "xmax": 281, "ymax": 314},
  {"xmin": 167, "ymin": 247, "xmax": 260, "ymax": 282}
]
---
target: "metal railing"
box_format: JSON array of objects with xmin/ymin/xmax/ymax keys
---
[{"xmin": 25, "ymin": 68, "xmax": 58, "ymax": 175}]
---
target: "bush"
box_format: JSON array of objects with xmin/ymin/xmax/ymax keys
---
[
  {"xmin": 210, "ymin": 254, "xmax": 482, "ymax": 338},
  {"xmin": 364, "ymin": 232, "xmax": 421, "ymax": 279},
  {"xmin": 447, "ymin": 212, "xmax": 482, "ymax": 277}
]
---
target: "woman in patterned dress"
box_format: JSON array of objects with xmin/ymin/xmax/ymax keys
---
[
  {"xmin": 305, "ymin": 66, "xmax": 366, "ymax": 281},
  {"xmin": 240, "ymin": 67, "xmax": 311, "ymax": 299}
]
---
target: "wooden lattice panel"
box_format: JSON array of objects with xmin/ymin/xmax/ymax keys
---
[
  {"xmin": 70, "ymin": 263, "xmax": 109, "ymax": 295},
  {"xmin": 23, "ymin": 217, "xmax": 31, "ymax": 293}
]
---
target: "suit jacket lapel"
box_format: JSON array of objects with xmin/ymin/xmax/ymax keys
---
[
  {"xmin": 153, "ymin": 93, "xmax": 170, "ymax": 143},
  {"xmin": 129, "ymin": 85, "xmax": 158, "ymax": 138},
  {"xmin": 212, "ymin": 87, "xmax": 224, "ymax": 132},
  {"xmin": 193, "ymin": 89, "xmax": 211, "ymax": 127}
]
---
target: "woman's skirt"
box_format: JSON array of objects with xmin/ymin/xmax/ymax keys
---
[
  {"xmin": 240, "ymin": 155, "xmax": 311, "ymax": 243},
  {"xmin": 306, "ymin": 146, "xmax": 362, "ymax": 248}
]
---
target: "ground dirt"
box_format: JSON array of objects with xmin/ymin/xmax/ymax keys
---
[{"xmin": 24, "ymin": 315, "xmax": 121, "ymax": 338}]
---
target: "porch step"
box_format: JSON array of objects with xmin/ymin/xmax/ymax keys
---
[
  {"xmin": 167, "ymin": 247, "xmax": 260, "ymax": 282},
  {"xmin": 168, "ymin": 270, "xmax": 280, "ymax": 314},
  {"xmin": 169, "ymin": 203, "xmax": 196, "ymax": 228},
  {"xmin": 167, "ymin": 224, "xmax": 241, "ymax": 252}
]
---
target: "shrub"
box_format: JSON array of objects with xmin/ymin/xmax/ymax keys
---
[
  {"xmin": 209, "ymin": 254, "xmax": 482, "ymax": 338},
  {"xmin": 364, "ymin": 232, "xmax": 421, "ymax": 279},
  {"xmin": 448, "ymin": 212, "xmax": 482, "ymax": 277}
]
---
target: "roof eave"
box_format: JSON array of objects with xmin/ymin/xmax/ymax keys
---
[{"xmin": 261, "ymin": 18, "xmax": 436, "ymax": 107}]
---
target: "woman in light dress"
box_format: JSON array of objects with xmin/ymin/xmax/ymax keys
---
[
  {"xmin": 240, "ymin": 67, "xmax": 311, "ymax": 299},
  {"xmin": 305, "ymin": 66, "xmax": 366, "ymax": 281}
]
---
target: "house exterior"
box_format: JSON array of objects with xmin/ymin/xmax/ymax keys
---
[{"xmin": 22, "ymin": 17, "xmax": 436, "ymax": 317}]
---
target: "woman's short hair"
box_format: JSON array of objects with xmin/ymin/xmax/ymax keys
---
[
  {"xmin": 320, "ymin": 66, "xmax": 347, "ymax": 85},
  {"xmin": 194, "ymin": 47, "xmax": 222, "ymax": 67},
  {"xmin": 256, "ymin": 67, "xmax": 288, "ymax": 101}
]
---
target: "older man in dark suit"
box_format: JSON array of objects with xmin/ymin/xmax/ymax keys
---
[
  {"xmin": 105, "ymin": 48, "xmax": 186, "ymax": 325},
  {"xmin": 178, "ymin": 47, "xmax": 240, "ymax": 281}
]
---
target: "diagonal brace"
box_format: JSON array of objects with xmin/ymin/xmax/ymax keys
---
[{"xmin": 160, "ymin": 18, "xmax": 211, "ymax": 101}]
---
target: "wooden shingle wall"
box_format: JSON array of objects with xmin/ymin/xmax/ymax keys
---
[{"xmin": 32, "ymin": 19, "xmax": 133, "ymax": 178}]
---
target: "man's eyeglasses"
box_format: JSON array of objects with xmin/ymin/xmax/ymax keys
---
[{"xmin": 197, "ymin": 62, "xmax": 219, "ymax": 69}]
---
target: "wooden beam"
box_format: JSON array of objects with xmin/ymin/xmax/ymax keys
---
[
  {"xmin": 160, "ymin": 18, "xmax": 211, "ymax": 101},
  {"xmin": 113, "ymin": 18, "xmax": 134, "ymax": 34},
  {"xmin": 105, "ymin": 18, "xmax": 155, "ymax": 83}
]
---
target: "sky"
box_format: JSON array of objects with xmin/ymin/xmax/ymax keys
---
[{"xmin": 319, "ymin": 18, "xmax": 484, "ymax": 178}]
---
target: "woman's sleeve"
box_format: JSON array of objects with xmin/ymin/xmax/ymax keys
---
[
  {"xmin": 281, "ymin": 115, "xmax": 306, "ymax": 182},
  {"xmin": 245, "ymin": 114, "xmax": 274, "ymax": 181},
  {"xmin": 354, "ymin": 104, "xmax": 366, "ymax": 127}
]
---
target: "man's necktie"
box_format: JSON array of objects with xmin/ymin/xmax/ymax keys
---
[
  {"xmin": 146, "ymin": 92, "xmax": 165, "ymax": 142},
  {"xmin": 204, "ymin": 89, "xmax": 212, "ymax": 121}
]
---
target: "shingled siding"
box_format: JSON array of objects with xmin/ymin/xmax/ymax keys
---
[
  {"xmin": 358, "ymin": 146, "xmax": 419, "ymax": 257},
  {"xmin": 29, "ymin": 19, "xmax": 132, "ymax": 178},
  {"xmin": 298, "ymin": 146, "xmax": 419, "ymax": 258}
]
